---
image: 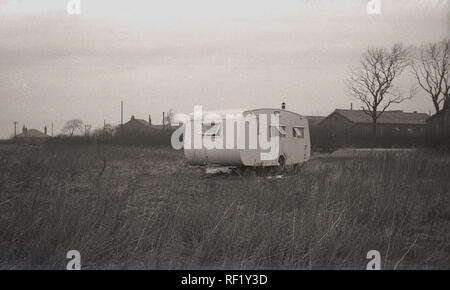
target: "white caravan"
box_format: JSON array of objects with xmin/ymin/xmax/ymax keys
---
[{"xmin": 183, "ymin": 107, "xmax": 311, "ymax": 168}]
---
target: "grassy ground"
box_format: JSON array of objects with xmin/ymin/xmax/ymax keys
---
[{"xmin": 0, "ymin": 143, "xmax": 448, "ymax": 269}]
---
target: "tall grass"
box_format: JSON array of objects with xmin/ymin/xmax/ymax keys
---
[{"xmin": 0, "ymin": 144, "xmax": 448, "ymax": 269}]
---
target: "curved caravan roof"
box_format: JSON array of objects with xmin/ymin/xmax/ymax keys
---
[
  {"xmin": 187, "ymin": 108, "xmax": 306, "ymax": 120},
  {"xmin": 249, "ymin": 108, "xmax": 307, "ymax": 118},
  {"xmin": 188, "ymin": 109, "xmax": 249, "ymax": 120}
]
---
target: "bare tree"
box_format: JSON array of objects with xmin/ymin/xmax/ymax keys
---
[
  {"xmin": 62, "ymin": 119, "xmax": 84, "ymax": 136},
  {"xmin": 345, "ymin": 44, "xmax": 410, "ymax": 137},
  {"xmin": 411, "ymin": 39, "xmax": 450, "ymax": 113}
]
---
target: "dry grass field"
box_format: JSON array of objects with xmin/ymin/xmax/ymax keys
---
[{"xmin": 0, "ymin": 143, "xmax": 448, "ymax": 269}]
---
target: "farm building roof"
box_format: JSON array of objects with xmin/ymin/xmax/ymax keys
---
[
  {"xmin": 124, "ymin": 117, "xmax": 179, "ymax": 129},
  {"xmin": 133, "ymin": 118, "xmax": 153, "ymax": 127},
  {"xmin": 326, "ymin": 109, "xmax": 429, "ymax": 125},
  {"xmin": 15, "ymin": 129, "xmax": 49, "ymax": 138}
]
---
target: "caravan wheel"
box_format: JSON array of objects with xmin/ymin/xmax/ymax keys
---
[
  {"xmin": 278, "ymin": 155, "xmax": 286, "ymax": 167},
  {"xmin": 278, "ymin": 155, "xmax": 287, "ymax": 174}
]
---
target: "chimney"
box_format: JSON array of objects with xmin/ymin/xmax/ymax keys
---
[
  {"xmin": 148, "ymin": 114, "xmax": 152, "ymax": 125},
  {"xmin": 281, "ymin": 102, "xmax": 286, "ymax": 110},
  {"xmin": 44, "ymin": 126, "xmax": 47, "ymax": 135}
]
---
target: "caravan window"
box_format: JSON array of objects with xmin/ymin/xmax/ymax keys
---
[
  {"xmin": 293, "ymin": 127, "xmax": 304, "ymax": 138},
  {"xmin": 270, "ymin": 125, "xmax": 287, "ymax": 138},
  {"xmin": 202, "ymin": 122, "xmax": 221, "ymax": 137}
]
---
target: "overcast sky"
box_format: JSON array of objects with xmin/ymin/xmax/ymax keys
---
[{"xmin": 0, "ymin": 0, "xmax": 449, "ymax": 138}]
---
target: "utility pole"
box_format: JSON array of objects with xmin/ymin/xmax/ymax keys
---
[
  {"xmin": 121, "ymin": 101, "xmax": 123, "ymax": 126},
  {"xmin": 51, "ymin": 123, "xmax": 54, "ymax": 137},
  {"xmin": 13, "ymin": 121, "xmax": 17, "ymax": 137},
  {"xmin": 163, "ymin": 112, "xmax": 165, "ymax": 129}
]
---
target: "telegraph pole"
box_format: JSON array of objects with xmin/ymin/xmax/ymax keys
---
[
  {"xmin": 121, "ymin": 101, "xmax": 123, "ymax": 126},
  {"xmin": 51, "ymin": 123, "xmax": 54, "ymax": 137},
  {"xmin": 13, "ymin": 121, "xmax": 17, "ymax": 137}
]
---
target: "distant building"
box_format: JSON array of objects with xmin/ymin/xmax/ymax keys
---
[
  {"xmin": 319, "ymin": 109, "xmax": 428, "ymax": 137},
  {"xmin": 312, "ymin": 109, "xmax": 429, "ymax": 148},
  {"xmin": 115, "ymin": 114, "xmax": 180, "ymax": 146},
  {"xmin": 15, "ymin": 126, "xmax": 50, "ymax": 141},
  {"xmin": 118, "ymin": 115, "xmax": 178, "ymax": 135}
]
